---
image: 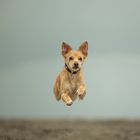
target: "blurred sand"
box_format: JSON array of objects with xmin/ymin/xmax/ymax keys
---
[{"xmin": 0, "ymin": 120, "xmax": 140, "ymax": 140}]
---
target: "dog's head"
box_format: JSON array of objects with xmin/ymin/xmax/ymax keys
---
[{"xmin": 61, "ymin": 41, "xmax": 88, "ymax": 72}]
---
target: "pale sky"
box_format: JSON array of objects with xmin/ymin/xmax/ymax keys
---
[
  {"xmin": 0, "ymin": 0, "xmax": 140, "ymax": 66},
  {"xmin": 0, "ymin": 0, "xmax": 140, "ymax": 119}
]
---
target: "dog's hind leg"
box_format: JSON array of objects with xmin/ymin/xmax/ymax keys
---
[{"xmin": 53, "ymin": 76, "xmax": 61, "ymax": 101}]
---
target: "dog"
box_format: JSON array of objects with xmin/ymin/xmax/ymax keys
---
[{"xmin": 53, "ymin": 41, "xmax": 88, "ymax": 106}]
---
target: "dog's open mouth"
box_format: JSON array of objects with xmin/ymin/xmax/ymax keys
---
[
  {"xmin": 73, "ymin": 66, "xmax": 79, "ymax": 69},
  {"xmin": 72, "ymin": 66, "xmax": 80, "ymax": 70}
]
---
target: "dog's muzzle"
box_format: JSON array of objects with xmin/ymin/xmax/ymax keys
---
[
  {"xmin": 73, "ymin": 62, "xmax": 79, "ymax": 69},
  {"xmin": 65, "ymin": 63, "xmax": 80, "ymax": 74}
]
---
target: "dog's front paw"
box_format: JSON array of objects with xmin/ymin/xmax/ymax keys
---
[
  {"xmin": 77, "ymin": 86, "xmax": 85, "ymax": 95},
  {"xmin": 61, "ymin": 93, "xmax": 73, "ymax": 106},
  {"xmin": 77, "ymin": 86, "xmax": 86, "ymax": 100},
  {"xmin": 66, "ymin": 100, "xmax": 73, "ymax": 106}
]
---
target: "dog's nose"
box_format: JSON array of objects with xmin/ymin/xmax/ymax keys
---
[{"xmin": 74, "ymin": 62, "xmax": 79, "ymax": 67}]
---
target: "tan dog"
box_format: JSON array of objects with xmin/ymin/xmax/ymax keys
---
[{"xmin": 53, "ymin": 41, "xmax": 88, "ymax": 106}]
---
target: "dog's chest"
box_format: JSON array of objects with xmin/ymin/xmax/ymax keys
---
[{"xmin": 68, "ymin": 75, "xmax": 79, "ymax": 92}]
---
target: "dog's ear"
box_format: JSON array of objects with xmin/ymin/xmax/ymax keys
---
[
  {"xmin": 61, "ymin": 42, "xmax": 72, "ymax": 57},
  {"xmin": 78, "ymin": 41, "xmax": 88, "ymax": 58}
]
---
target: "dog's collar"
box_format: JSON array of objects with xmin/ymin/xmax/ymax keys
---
[{"xmin": 65, "ymin": 64, "xmax": 80, "ymax": 74}]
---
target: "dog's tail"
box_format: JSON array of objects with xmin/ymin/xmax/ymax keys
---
[{"xmin": 53, "ymin": 75, "xmax": 61, "ymax": 101}]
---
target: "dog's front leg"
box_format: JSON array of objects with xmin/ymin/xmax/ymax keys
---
[
  {"xmin": 77, "ymin": 85, "xmax": 86, "ymax": 100},
  {"xmin": 61, "ymin": 92, "xmax": 73, "ymax": 106}
]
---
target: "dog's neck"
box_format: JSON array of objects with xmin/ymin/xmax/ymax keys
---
[{"xmin": 65, "ymin": 63, "xmax": 80, "ymax": 75}]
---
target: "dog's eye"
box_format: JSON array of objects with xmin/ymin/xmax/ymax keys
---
[
  {"xmin": 69, "ymin": 57, "xmax": 73, "ymax": 61},
  {"xmin": 78, "ymin": 57, "xmax": 82, "ymax": 61}
]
